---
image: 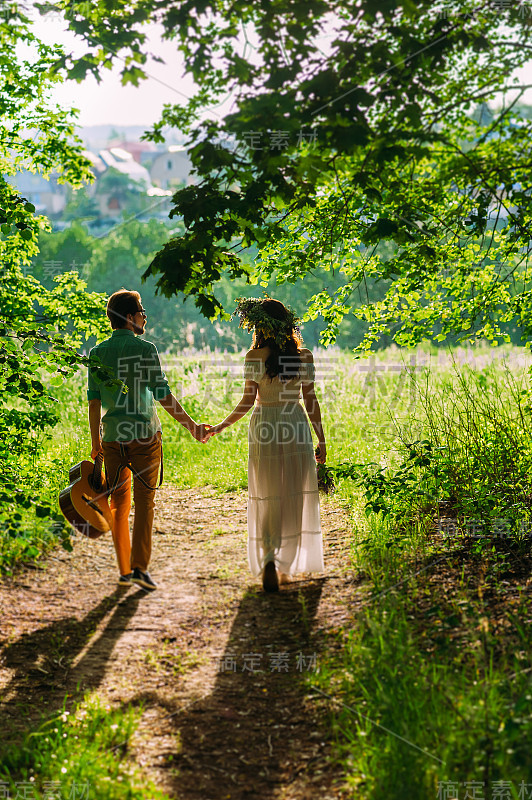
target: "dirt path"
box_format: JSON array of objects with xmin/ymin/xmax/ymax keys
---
[{"xmin": 0, "ymin": 486, "xmax": 361, "ymax": 799}]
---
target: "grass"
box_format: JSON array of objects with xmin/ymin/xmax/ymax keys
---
[
  {"xmin": 312, "ymin": 608, "xmax": 532, "ymax": 797},
  {"xmin": 3, "ymin": 342, "xmax": 532, "ymax": 797},
  {"xmin": 0, "ymin": 694, "xmax": 168, "ymax": 800},
  {"xmin": 310, "ymin": 546, "xmax": 532, "ymax": 798},
  {"xmin": 144, "ymin": 640, "xmax": 207, "ymax": 676},
  {"xmin": 302, "ymin": 345, "xmax": 532, "ymax": 797}
]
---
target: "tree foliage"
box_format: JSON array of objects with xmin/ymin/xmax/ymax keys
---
[
  {"xmin": 40, "ymin": 0, "xmax": 532, "ymax": 347},
  {"xmin": 0, "ymin": 4, "xmax": 108, "ymax": 559},
  {"xmin": 34, "ymin": 217, "xmax": 374, "ymax": 350}
]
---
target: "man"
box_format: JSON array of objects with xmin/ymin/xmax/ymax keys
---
[{"xmin": 88, "ymin": 289, "xmax": 208, "ymax": 591}]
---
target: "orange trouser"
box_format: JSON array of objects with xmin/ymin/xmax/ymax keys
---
[{"xmin": 102, "ymin": 432, "xmax": 162, "ymax": 575}]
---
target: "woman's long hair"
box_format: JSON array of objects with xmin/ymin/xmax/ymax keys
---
[{"xmin": 251, "ymin": 299, "xmax": 303, "ymax": 382}]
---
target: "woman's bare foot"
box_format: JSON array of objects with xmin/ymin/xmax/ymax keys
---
[
  {"xmin": 278, "ymin": 571, "xmax": 292, "ymax": 585},
  {"xmin": 262, "ymin": 561, "xmax": 279, "ymax": 592}
]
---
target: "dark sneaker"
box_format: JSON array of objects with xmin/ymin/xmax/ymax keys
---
[
  {"xmin": 262, "ymin": 561, "xmax": 279, "ymax": 593},
  {"xmin": 118, "ymin": 572, "xmax": 133, "ymax": 587},
  {"xmin": 131, "ymin": 568, "xmax": 157, "ymax": 591}
]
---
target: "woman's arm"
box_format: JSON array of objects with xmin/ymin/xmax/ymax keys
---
[
  {"xmin": 208, "ymin": 380, "xmax": 258, "ymax": 435},
  {"xmin": 158, "ymin": 392, "xmax": 209, "ymax": 441},
  {"xmin": 301, "ymin": 353, "xmax": 327, "ymax": 463}
]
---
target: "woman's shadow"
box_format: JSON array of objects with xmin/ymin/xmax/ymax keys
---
[
  {"xmin": 0, "ymin": 589, "xmax": 142, "ymax": 748},
  {"xmin": 131, "ymin": 578, "xmax": 332, "ymax": 800}
]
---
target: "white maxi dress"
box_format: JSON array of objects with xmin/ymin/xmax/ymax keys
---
[{"xmin": 244, "ymin": 356, "xmax": 324, "ymax": 577}]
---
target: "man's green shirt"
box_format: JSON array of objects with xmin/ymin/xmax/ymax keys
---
[{"xmin": 87, "ymin": 329, "xmax": 171, "ymax": 442}]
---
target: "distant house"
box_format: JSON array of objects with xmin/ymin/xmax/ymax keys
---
[
  {"xmin": 9, "ymin": 142, "xmax": 175, "ymax": 221},
  {"xmin": 88, "ymin": 148, "xmax": 153, "ymax": 217},
  {"xmin": 149, "ymin": 145, "xmax": 194, "ymax": 190},
  {"xmin": 98, "ymin": 148, "xmax": 151, "ymax": 185},
  {"xmin": 10, "ymin": 171, "xmax": 68, "ymax": 217},
  {"xmin": 115, "ymin": 140, "xmax": 158, "ymax": 164}
]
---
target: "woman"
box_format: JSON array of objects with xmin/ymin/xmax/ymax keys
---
[{"xmin": 205, "ymin": 297, "xmax": 326, "ymax": 592}]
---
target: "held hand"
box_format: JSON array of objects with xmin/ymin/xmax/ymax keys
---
[
  {"xmin": 91, "ymin": 443, "xmax": 103, "ymax": 460},
  {"xmin": 194, "ymin": 422, "xmax": 212, "ymax": 443},
  {"xmin": 203, "ymin": 423, "xmax": 224, "ymax": 441},
  {"xmin": 315, "ymin": 443, "xmax": 327, "ymax": 464}
]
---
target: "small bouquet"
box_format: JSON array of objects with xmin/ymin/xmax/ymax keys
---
[{"xmin": 316, "ymin": 453, "xmax": 336, "ymax": 494}]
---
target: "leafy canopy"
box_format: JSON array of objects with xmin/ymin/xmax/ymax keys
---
[
  {"xmin": 42, "ymin": 0, "xmax": 532, "ymax": 347},
  {"xmin": 0, "ymin": 3, "xmax": 109, "ymax": 546}
]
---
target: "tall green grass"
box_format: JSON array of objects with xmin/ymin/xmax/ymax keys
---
[
  {"xmin": 410, "ymin": 355, "xmax": 532, "ymax": 530},
  {"xmin": 312, "ymin": 594, "xmax": 532, "ymax": 798},
  {"xmin": 307, "ymin": 346, "xmax": 532, "ymax": 798},
  {"xmin": 0, "ymin": 695, "xmax": 168, "ymax": 799},
  {"xmin": 333, "ymin": 348, "xmax": 532, "ymax": 545}
]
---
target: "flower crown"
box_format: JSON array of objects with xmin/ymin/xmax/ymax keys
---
[{"xmin": 233, "ymin": 297, "xmax": 301, "ymax": 349}]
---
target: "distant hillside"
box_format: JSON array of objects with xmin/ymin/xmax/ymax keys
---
[{"xmin": 77, "ymin": 125, "xmax": 186, "ymax": 152}]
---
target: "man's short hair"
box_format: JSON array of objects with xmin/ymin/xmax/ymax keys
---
[{"xmin": 107, "ymin": 290, "xmax": 141, "ymax": 329}]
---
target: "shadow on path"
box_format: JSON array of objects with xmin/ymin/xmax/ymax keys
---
[
  {"xmin": 130, "ymin": 578, "xmax": 344, "ymax": 800},
  {"xmin": 0, "ymin": 590, "xmax": 142, "ymax": 748}
]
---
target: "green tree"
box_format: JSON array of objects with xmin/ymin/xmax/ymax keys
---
[
  {"xmin": 0, "ymin": 3, "xmax": 109, "ymax": 554},
  {"xmin": 95, "ymin": 166, "xmax": 150, "ymax": 218},
  {"xmin": 42, "ymin": 0, "xmax": 532, "ymax": 349},
  {"xmin": 85, "ymin": 219, "xmax": 193, "ymax": 350},
  {"xmin": 32, "ymin": 221, "xmax": 94, "ymax": 287},
  {"xmin": 62, "ymin": 185, "xmax": 100, "ymax": 223}
]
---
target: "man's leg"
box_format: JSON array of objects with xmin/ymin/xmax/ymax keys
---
[
  {"xmin": 128, "ymin": 435, "xmax": 161, "ymax": 572},
  {"xmin": 102, "ymin": 442, "xmax": 132, "ymax": 576}
]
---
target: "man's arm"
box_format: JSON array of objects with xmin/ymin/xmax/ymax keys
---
[
  {"xmin": 158, "ymin": 393, "xmax": 208, "ymax": 441},
  {"xmin": 89, "ymin": 398, "xmax": 103, "ymax": 459}
]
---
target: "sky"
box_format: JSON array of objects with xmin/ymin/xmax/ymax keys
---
[
  {"xmin": 29, "ymin": 5, "xmax": 532, "ymax": 130},
  {"xmin": 31, "ymin": 7, "xmax": 228, "ymax": 128}
]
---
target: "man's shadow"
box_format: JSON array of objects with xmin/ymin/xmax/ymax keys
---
[
  {"xmin": 0, "ymin": 590, "xmax": 142, "ymax": 748},
  {"xmin": 131, "ymin": 578, "xmax": 328, "ymax": 800}
]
